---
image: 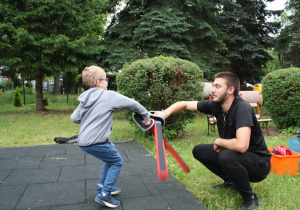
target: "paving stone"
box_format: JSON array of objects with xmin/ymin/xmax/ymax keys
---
[
  {"xmin": 41, "ymin": 153, "xmax": 85, "ymax": 168},
  {"xmin": 59, "ymin": 164, "xmax": 99, "ymax": 182},
  {"xmin": 4, "ymin": 167, "xmax": 61, "ymax": 185},
  {"xmin": 26, "ymin": 145, "xmax": 66, "ymax": 157},
  {"xmin": 0, "ymin": 185, "xmax": 26, "ymax": 209},
  {"xmin": 121, "ymin": 195, "xmax": 170, "ymax": 210},
  {"xmin": 65, "ymin": 144, "xmax": 85, "ymax": 155},
  {"xmin": 16, "ymin": 181, "xmax": 85, "ymax": 209},
  {"xmin": 0, "ymin": 169, "xmax": 11, "ymax": 184},
  {"xmin": 0, "ymin": 156, "xmax": 43, "ymax": 170},
  {"xmin": 0, "ymin": 147, "xmax": 30, "ymax": 158}
]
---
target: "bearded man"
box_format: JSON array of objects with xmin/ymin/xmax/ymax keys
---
[{"xmin": 155, "ymin": 72, "xmax": 271, "ymax": 210}]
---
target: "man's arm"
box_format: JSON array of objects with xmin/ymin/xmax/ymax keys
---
[
  {"xmin": 214, "ymin": 127, "xmax": 251, "ymax": 153},
  {"xmin": 155, "ymin": 101, "xmax": 198, "ymax": 119}
]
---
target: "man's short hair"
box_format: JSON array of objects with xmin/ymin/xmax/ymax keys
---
[
  {"xmin": 82, "ymin": 66, "xmax": 105, "ymax": 89},
  {"xmin": 215, "ymin": 72, "xmax": 240, "ymax": 97}
]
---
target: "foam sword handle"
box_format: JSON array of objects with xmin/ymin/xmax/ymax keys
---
[{"xmin": 153, "ymin": 120, "xmax": 168, "ymax": 180}]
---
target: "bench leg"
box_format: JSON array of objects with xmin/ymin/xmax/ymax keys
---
[
  {"xmin": 265, "ymin": 122, "xmax": 269, "ymax": 136},
  {"xmin": 260, "ymin": 122, "xmax": 270, "ymax": 136},
  {"xmin": 207, "ymin": 123, "xmax": 209, "ymax": 135}
]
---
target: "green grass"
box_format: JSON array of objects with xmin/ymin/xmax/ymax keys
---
[{"xmin": 0, "ymin": 99, "xmax": 299, "ymax": 209}]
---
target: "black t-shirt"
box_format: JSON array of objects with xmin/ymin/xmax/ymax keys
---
[{"xmin": 197, "ymin": 98, "xmax": 271, "ymax": 157}]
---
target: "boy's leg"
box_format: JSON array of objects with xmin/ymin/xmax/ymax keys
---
[
  {"xmin": 100, "ymin": 142, "xmax": 123, "ymax": 194},
  {"xmin": 80, "ymin": 142, "xmax": 123, "ymax": 194},
  {"xmin": 99, "ymin": 163, "xmax": 109, "ymax": 186}
]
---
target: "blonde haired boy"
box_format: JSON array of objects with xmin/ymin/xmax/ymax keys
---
[{"xmin": 71, "ymin": 66, "xmax": 150, "ymax": 208}]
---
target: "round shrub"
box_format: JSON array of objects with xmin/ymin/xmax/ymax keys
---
[
  {"xmin": 262, "ymin": 67, "xmax": 300, "ymax": 129},
  {"xmin": 117, "ymin": 56, "xmax": 204, "ymax": 139}
]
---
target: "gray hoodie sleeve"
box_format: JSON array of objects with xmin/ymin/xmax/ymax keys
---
[
  {"xmin": 71, "ymin": 104, "xmax": 81, "ymax": 124},
  {"xmin": 109, "ymin": 91, "xmax": 150, "ymax": 120}
]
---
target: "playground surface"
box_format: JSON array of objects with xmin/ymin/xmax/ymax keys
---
[{"xmin": 0, "ymin": 141, "xmax": 207, "ymax": 210}]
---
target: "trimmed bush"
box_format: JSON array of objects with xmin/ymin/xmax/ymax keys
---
[
  {"xmin": 117, "ymin": 56, "xmax": 204, "ymax": 139},
  {"xmin": 13, "ymin": 87, "xmax": 23, "ymax": 107},
  {"xmin": 0, "ymin": 81, "xmax": 14, "ymax": 92},
  {"xmin": 262, "ymin": 67, "xmax": 300, "ymax": 129}
]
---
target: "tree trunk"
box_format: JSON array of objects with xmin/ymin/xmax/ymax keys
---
[
  {"xmin": 53, "ymin": 71, "xmax": 61, "ymax": 96},
  {"xmin": 35, "ymin": 69, "xmax": 46, "ymax": 111}
]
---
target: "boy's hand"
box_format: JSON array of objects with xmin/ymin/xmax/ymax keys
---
[{"xmin": 142, "ymin": 119, "xmax": 151, "ymax": 125}]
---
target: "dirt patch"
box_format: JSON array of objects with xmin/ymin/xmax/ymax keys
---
[{"xmin": 262, "ymin": 126, "xmax": 281, "ymax": 137}]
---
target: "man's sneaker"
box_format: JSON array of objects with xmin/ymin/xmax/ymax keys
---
[
  {"xmin": 94, "ymin": 184, "xmax": 121, "ymax": 195},
  {"xmin": 241, "ymin": 193, "xmax": 259, "ymax": 210},
  {"xmin": 95, "ymin": 193, "xmax": 120, "ymax": 208},
  {"xmin": 212, "ymin": 181, "xmax": 235, "ymax": 189}
]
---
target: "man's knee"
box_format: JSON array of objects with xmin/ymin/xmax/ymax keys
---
[
  {"xmin": 192, "ymin": 144, "xmax": 213, "ymax": 161},
  {"xmin": 218, "ymin": 150, "xmax": 240, "ymax": 168},
  {"xmin": 192, "ymin": 144, "xmax": 203, "ymax": 160}
]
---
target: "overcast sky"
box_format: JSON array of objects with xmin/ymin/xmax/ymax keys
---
[{"xmin": 266, "ymin": 0, "xmax": 286, "ymax": 10}]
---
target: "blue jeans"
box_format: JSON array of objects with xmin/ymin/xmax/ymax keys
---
[{"xmin": 80, "ymin": 141, "xmax": 123, "ymax": 195}]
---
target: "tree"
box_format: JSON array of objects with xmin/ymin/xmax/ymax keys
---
[
  {"xmin": 100, "ymin": 0, "xmax": 228, "ymax": 80},
  {"xmin": 13, "ymin": 87, "xmax": 23, "ymax": 107},
  {"xmin": 261, "ymin": 49, "xmax": 282, "ymax": 75},
  {"xmin": 218, "ymin": 0, "xmax": 282, "ymax": 83},
  {"xmin": 100, "ymin": 0, "xmax": 281, "ymax": 82},
  {"xmin": 275, "ymin": 0, "xmax": 300, "ymax": 68},
  {"xmin": 0, "ymin": 0, "xmax": 106, "ymax": 111}
]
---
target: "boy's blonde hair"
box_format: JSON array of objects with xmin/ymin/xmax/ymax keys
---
[{"xmin": 82, "ymin": 66, "xmax": 106, "ymax": 89}]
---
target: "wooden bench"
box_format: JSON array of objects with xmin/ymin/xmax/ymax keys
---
[
  {"xmin": 249, "ymin": 103, "xmax": 260, "ymax": 117},
  {"xmin": 257, "ymin": 119, "xmax": 273, "ymax": 136},
  {"xmin": 249, "ymin": 102, "xmax": 272, "ymax": 136}
]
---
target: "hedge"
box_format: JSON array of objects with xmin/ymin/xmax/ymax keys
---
[
  {"xmin": 262, "ymin": 67, "xmax": 300, "ymax": 130},
  {"xmin": 117, "ymin": 56, "xmax": 204, "ymax": 139}
]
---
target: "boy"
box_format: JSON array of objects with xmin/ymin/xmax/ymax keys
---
[{"xmin": 71, "ymin": 65, "xmax": 150, "ymax": 208}]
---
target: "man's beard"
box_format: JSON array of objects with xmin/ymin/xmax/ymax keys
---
[{"xmin": 212, "ymin": 92, "xmax": 228, "ymax": 105}]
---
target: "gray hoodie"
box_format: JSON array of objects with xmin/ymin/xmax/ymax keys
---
[{"xmin": 71, "ymin": 88, "xmax": 150, "ymax": 146}]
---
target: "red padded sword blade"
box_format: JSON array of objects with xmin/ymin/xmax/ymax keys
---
[{"xmin": 151, "ymin": 120, "xmax": 168, "ymax": 180}]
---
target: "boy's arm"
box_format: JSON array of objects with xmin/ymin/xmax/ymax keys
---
[
  {"xmin": 71, "ymin": 104, "xmax": 81, "ymax": 124},
  {"xmin": 111, "ymin": 92, "xmax": 150, "ymax": 120}
]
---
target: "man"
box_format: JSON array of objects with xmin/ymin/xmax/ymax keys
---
[{"xmin": 155, "ymin": 72, "xmax": 271, "ymax": 210}]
